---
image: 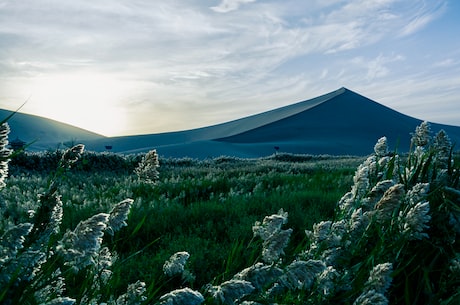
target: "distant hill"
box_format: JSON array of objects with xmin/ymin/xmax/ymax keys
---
[
  {"xmin": 215, "ymin": 88, "xmax": 460, "ymax": 155},
  {"xmin": 2, "ymin": 87, "xmax": 460, "ymax": 158},
  {"xmin": 83, "ymin": 87, "xmax": 460, "ymax": 157},
  {"xmin": 0, "ymin": 109, "xmax": 105, "ymax": 150}
]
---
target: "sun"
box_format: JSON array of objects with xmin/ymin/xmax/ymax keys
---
[{"xmin": 26, "ymin": 71, "xmax": 129, "ymax": 136}]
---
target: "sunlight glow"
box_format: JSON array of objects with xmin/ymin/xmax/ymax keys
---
[{"xmin": 26, "ymin": 71, "xmax": 129, "ymax": 136}]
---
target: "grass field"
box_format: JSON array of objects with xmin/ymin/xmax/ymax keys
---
[
  {"xmin": 3, "ymin": 152, "xmax": 361, "ymax": 299},
  {"xmin": 1, "ymin": 122, "xmax": 460, "ymax": 305}
]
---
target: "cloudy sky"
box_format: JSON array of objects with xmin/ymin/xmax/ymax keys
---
[{"xmin": 1, "ymin": 0, "xmax": 459, "ymax": 136}]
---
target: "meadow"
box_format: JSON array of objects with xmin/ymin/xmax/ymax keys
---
[{"xmin": 1, "ymin": 121, "xmax": 460, "ymax": 305}]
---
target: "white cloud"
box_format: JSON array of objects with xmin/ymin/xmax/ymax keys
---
[
  {"xmin": 399, "ymin": 1, "xmax": 447, "ymax": 36},
  {"xmin": 210, "ymin": 0, "xmax": 257, "ymax": 13},
  {"xmin": 0, "ymin": 0, "xmax": 458, "ymax": 134}
]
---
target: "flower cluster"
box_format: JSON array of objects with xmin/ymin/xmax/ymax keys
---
[
  {"xmin": 0, "ymin": 142, "xmax": 144, "ymax": 304},
  {"xmin": 252, "ymin": 209, "xmax": 292, "ymax": 263},
  {"xmin": 203, "ymin": 122, "xmax": 460, "ymax": 304},
  {"xmin": 2, "ymin": 120, "xmax": 459, "ymax": 305},
  {"xmin": 134, "ymin": 149, "xmax": 160, "ymax": 184},
  {"xmin": 0, "ymin": 123, "xmax": 11, "ymax": 189}
]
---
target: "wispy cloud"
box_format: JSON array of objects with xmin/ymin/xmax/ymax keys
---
[
  {"xmin": 210, "ymin": 0, "xmax": 257, "ymax": 13},
  {"xmin": 399, "ymin": 1, "xmax": 447, "ymax": 36},
  {"xmin": 0, "ymin": 0, "xmax": 457, "ymax": 135}
]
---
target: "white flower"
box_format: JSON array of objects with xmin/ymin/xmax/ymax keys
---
[
  {"xmin": 207, "ymin": 280, "xmax": 254, "ymax": 305},
  {"xmin": 163, "ymin": 251, "xmax": 190, "ymax": 277},
  {"xmin": 279, "ymin": 259, "xmax": 326, "ymax": 290},
  {"xmin": 365, "ymin": 263, "xmax": 393, "ymax": 294},
  {"xmin": 353, "ymin": 289, "xmax": 388, "ymax": 305},
  {"xmin": 252, "ymin": 209, "xmax": 288, "ymax": 240},
  {"xmin": 159, "ymin": 287, "xmax": 204, "ymax": 305},
  {"xmin": 261, "ymin": 228, "xmax": 292, "ymax": 263},
  {"xmin": 57, "ymin": 213, "xmax": 109, "ymax": 271},
  {"xmin": 253, "ymin": 209, "xmax": 291, "ymax": 263},
  {"xmin": 433, "ymin": 129, "xmax": 452, "ymax": 169},
  {"xmin": 317, "ymin": 266, "xmax": 340, "ymax": 296},
  {"xmin": 0, "ymin": 223, "xmax": 33, "ymax": 264},
  {"xmin": 406, "ymin": 183, "xmax": 429, "ymax": 206},
  {"xmin": 374, "ymin": 137, "xmax": 388, "ymax": 157},
  {"xmin": 0, "ymin": 122, "xmax": 11, "ymax": 190},
  {"xmin": 338, "ymin": 191, "xmax": 355, "ymax": 212},
  {"xmin": 107, "ymin": 199, "xmax": 133, "ymax": 236},
  {"xmin": 312, "ymin": 221, "xmax": 332, "ymax": 243},
  {"xmin": 134, "ymin": 149, "xmax": 160, "ymax": 184},
  {"xmin": 399, "ymin": 201, "xmax": 431, "ymax": 240},
  {"xmin": 232, "ymin": 262, "xmax": 283, "ymax": 291},
  {"xmin": 351, "ymin": 164, "xmax": 370, "ymax": 199},
  {"xmin": 116, "ymin": 280, "xmax": 147, "ymax": 305},
  {"xmin": 42, "ymin": 297, "xmax": 76, "ymax": 305},
  {"xmin": 60, "ymin": 144, "xmax": 85, "ymax": 168},
  {"xmin": 411, "ymin": 121, "xmax": 431, "ymax": 148},
  {"xmin": 374, "ymin": 184, "xmax": 405, "ymax": 222},
  {"xmin": 367, "ymin": 180, "xmax": 395, "ymax": 206}
]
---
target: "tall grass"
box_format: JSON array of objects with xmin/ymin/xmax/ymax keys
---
[{"xmin": 1, "ymin": 121, "xmax": 459, "ymax": 304}]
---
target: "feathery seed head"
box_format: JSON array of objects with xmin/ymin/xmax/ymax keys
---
[
  {"xmin": 57, "ymin": 213, "xmax": 109, "ymax": 271},
  {"xmin": 0, "ymin": 122, "xmax": 11, "ymax": 189},
  {"xmin": 280, "ymin": 259, "xmax": 326, "ymax": 290},
  {"xmin": 353, "ymin": 289, "xmax": 389, "ymax": 305},
  {"xmin": 159, "ymin": 287, "xmax": 204, "ymax": 305},
  {"xmin": 365, "ymin": 263, "xmax": 393, "ymax": 294},
  {"xmin": 134, "ymin": 149, "xmax": 160, "ymax": 184},
  {"xmin": 233, "ymin": 262, "xmax": 283, "ymax": 291},
  {"xmin": 107, "ymin": 199, "xmax": 133, "ymax": 235},
  {"xmin": 352, "ymin": 163, "xmax": 370, "ymax": 198},
  {"xmin": 317, "ymin": 266, "xmax": 340, "ymax": 296},
  {"xmin": 252, "ymin": 209, "xmax": 288, "ymax": 240},
  {"xmin": 312, "ymin": 221, "xmax": 332, "ymax": 242},
  {"xmin": 116, "ymin": 280, "xmax": 147, "ymax": 305},
  {"xmin": 0, "ymin": 223, "xmax": 33, "ymax": 264},
  {"xmin": 407, "ymin": 183, "xmax": 429, "ymax": 205},
  {"xmin": 163, "ymin": 251, "xmax": 190, "ymax": 277},
  {"xmin": 374, "ymin": 184, "xmax": 405, "ymax": 222},
  {"xmin": 41, "ymin": 297, "xmax": 76, "ymax": 305},
  {"xmin": 261, "ymin": 228, "xmax": 292, "ymax": 263},
  {"xmin": 206, "ymin": 280, "xmax": 254, "ymax": 305},
  {"xmin": 433, "ymin": 129, "xmax": 452, "ymax": 169},
  {"xmin": 374, "ymin": 137, "xmax": 388, "ymax": 157},
  {"xmin": 399, "ymin": 201, "xmax": 431, "ymax": 240},
  {"xmin": 60, "ymin": 144, "xmax": 84, "ymax": 168},
  {"xmin": 411, "ymin": 121, "xmax": 432, "ymax": 148}
]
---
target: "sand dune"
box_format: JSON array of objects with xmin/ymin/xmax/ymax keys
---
[
  {"xmin": 0, "ymin": 109, "xmax": 105, "ymax": 150},
  {"xmin": 2, "ymin": 88, "xmax": 460, "ymax": 158},
  {"xmin": 85, "ymin": 87, "xmax": 460, "ymax": 158}
]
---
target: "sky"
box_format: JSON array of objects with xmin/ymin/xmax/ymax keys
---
[{"xmin": 0, "ymin": 0, "xmax": 459, "ymax": 137}]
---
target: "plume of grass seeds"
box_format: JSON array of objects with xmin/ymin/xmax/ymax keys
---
[
  {"xmin": 159, "ymin": 287, "xmax": 204, "ymax": 305},
  {"xmin": 134, "ymin": 149, "xmax": 160, "ymax": 184},
  {"xmin": 0, "ymin": 122, "xmax": 11, "ymax": 190},
  {"xmin": 163, "ymin": 251, "xmax": 190, "ymax": 277},
  {"xmin": 107, "ymin": 198, "xmax": 134, "ymax": 236},
  {"xmin": 252, "ymin": 209, "xmax": 292, "ymax": 263},
  {"xmin": 206, "ymin": 279, "xmax": 255, "ymax": 305},
  {"xmin": 57, "ymin": 213, "xmax": 109, "ymax": 272}
]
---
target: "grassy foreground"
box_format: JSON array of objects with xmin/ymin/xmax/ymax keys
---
[{"xmin": 1, "ymin": 121, "xmax": 460, "ymax": 304}]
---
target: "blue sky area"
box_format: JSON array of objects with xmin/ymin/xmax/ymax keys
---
[{"xmin": 0, "ymin": 0, "xmax": 459, "ymax": 136}]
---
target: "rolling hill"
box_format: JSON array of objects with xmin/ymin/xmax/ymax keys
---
[
  {"xmin": 2, "ymin": 87, "xmax": 460, "ymax": 158},
  {"xmin": 0, "ymin": 109, "xmax": 106, "ymax": 150}
]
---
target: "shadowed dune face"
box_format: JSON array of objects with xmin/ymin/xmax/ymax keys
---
[
  {"xmin": 214, "ymin": 89, "xmax": 424, "ymax": 155},
  {"xmin": 2, "ymin": 88, "xmax": 460, "ymax": 158},
  {"xmin": 0, "ymin": 109, "xmax": 105, "ymax": 150}
]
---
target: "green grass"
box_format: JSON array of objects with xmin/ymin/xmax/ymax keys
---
[
  {"xmin": 3, "ymin": 154, "xmax": 360, "ymax": 300},
  {"xmin": 3, "ymin": 123, "xmax": 460, "ymax": 304}
]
